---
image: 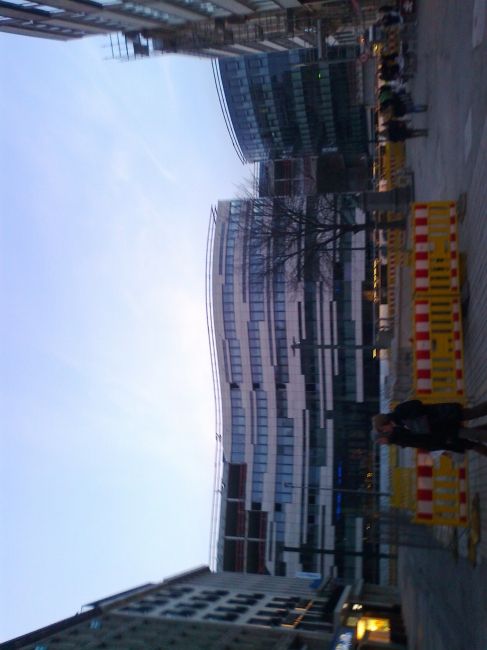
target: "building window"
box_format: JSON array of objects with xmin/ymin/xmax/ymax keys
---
[
  {"xmin": 216, "ymin": 605, "xmax": 248, "ymax": 614},
  {"xmin": 205, "ymin": 612, "xmax": 239, "ymax": 622},
  {"xmin": 247, "ymin": 616, "xmax": 280, "ymax": 627},
  {"xmin": 161, "ymin": 609, "xmax": 195, "ymax": 618},
  {"xmin": 121, "ymin": 605, "xmax": 154, "ymax": 614},
  {"xmin": 181, "ymin": 602, "xmax": 208, "ymax": 610}
]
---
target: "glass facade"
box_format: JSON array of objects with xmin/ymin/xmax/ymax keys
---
[
  {"xmin": 219, "ymin": 47, "xmax": 368, "ymax": 163},
  {"xmin": 213, "ymin": 197, "xmax": 379, "ymax": 580}
]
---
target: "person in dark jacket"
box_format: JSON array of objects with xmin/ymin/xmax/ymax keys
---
[
  {"xmin": 372, "ymin": 399, "xmax": 487, "ymax": 456},
  {"xmin": 381, "ymin": 120, "xmax": 428, "ymax": 142},
  {"xmin": 380, "ymin": 95, "xmax": 428, "ymax": 118}
]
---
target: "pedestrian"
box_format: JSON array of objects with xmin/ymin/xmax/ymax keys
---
[
  {"xmin": 378, "ymin": 7, "xmax": 403, "ymax": 26},
  {"xmin": 381, "ymin": 120, "xmax": 428, "ymax": 142},
  {"xmin": 379, "ymin": 61, "xmax": 401, "ymax": 81},
  {"xmin": 372, "ymin": 399, "xmax": 487, "ymax": 457},
  {"xmin": 378, "ymin": 83, "xmax": 396, "ymax": 105},
  {"xmin": 380, "ymin": 98, "xmax": 427, "ymax": 119},
  {"xmin": 379, "ymin": 86, "xmax": 427, "ymax": 116}
]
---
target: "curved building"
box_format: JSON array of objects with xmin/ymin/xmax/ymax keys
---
[
  {"xmin": 211, "ymin": 196, "xmax": 380, "ymax": 581},
  {"xmin": 218, "ymin": 47, "xmax": 369, "ymax": 163}
]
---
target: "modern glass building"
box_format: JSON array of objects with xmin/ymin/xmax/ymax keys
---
[
  {"xmin": 218, "ymin": 47, "xmax": 369, "ymax": 163},
  {"xmin": 0, "ymin": 0, "xmax": 383, "ymax": 60},
  {"xmin": 211, "ymin": 196, "xmax": 380, "ymax": 582}
]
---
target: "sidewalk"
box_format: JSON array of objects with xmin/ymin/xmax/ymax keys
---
[
  {"xmin": 395, "ymin": 0, "xmax": 487, "ymax": 646},
  {"xmin": 405, "ymin": 0, "xmax": 487, "ymax": 565},
  {"xmin": 398, "ymin": 546, "xmax": 487, "ymax": 650}
]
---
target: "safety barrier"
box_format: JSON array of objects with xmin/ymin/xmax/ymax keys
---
[
  {"xmin": 387, "ymin": 222, "xmax": 408, "ymax": 322},
  {"xmin": 414, "ymin": 452, "xmax": 468, "ymax": 526},
  {"xmin": 389, "ymin": 201, "xmax": 469, "ymax": 526},
  {"xmin": 412, "ymin": 296, "xmax": 465, "ymax": 399},
  {"xmin": 411, "ymin": 201, "xmax": 466, "ymax": 401},
  {"xmin": 412, "ymin": 202, "xmax": 459, "ymax": 295},
  {"xmin": 391, "ymin": 468, "xmax": 415, "ymax": 509},
  {"xmin": 381, "ymin": 141, "xmax": 406, "ymax": 190}
]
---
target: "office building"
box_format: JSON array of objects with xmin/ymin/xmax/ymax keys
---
[
  {"xmin": 209, "ymin": 196, "xmax": 380, "ymax": 583},
  {"xmin": 0, "ymin": 0, "xmax": 383, "ymax": 60},
  {"xmin": 217, "ymin": 46, "xmax": 370, "ymax": 163},
  {"xmin": 0, "ymin": 567, "xmax": 335, "ymax": 650},
  {"xmin": 0, "ymin": 567, "xmax": 408, "ymax": 650}
]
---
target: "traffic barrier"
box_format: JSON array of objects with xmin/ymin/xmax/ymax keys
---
[
  {"xmin": 415, "ymin": 451, "xmax": 433, "ymax": 521},
  {"xmin": 412, "ymin": 202, "xmax": 459, "ymax": 295},
  {"xmin": 387, "ymin": 224, "xmax": 407, "ymax": 322},
  {"xmin": 414, "ymin": 452, "xmax": 468, "ymax": 525},
  {"xmin": 390, "ymin": 201, "xmax": 470, "ymax": 527},
  {"xmin": 383, "ymin": 142, "xmax": 406, "ymax": 190},
  {"xmin": 412, "ymin": 296, "xmax": 465, "ymax": 399},
  {"xmin": 391, "ymin": 468, "xmax": 415, "ymax": 509}
]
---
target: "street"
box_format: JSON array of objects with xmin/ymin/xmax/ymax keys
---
[{"xmin": 398, "ymin": 0, "xmax": 487, "ymax": 647}]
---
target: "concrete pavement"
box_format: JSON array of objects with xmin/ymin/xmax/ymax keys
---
[
  {"xmin": 395, "ymin": 0, "xmax": 487, "ymax": 646},
  {"xmin": 406, "ymin": 0, "xmax": 487, "ymax": 567},
  {"xmin": 398, "ymin": 546, "xmax": 487, "ymax": 650}
]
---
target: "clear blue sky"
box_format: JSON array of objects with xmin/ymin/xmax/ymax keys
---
[{"xmin": 0, "ymin": 34, "xmax": 248, "ymax": 642}]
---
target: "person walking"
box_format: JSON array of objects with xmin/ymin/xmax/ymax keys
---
[
  {"xmin": 372, "ymin": 399, "xmax": 487, "ymax": 456},
  {"xmin": 381, "ymin": 120, "xmax": 428, "ymax": 142},
  {"xmin": 379, "ymin": 86, "xmax": 427, "ymax": 117}
]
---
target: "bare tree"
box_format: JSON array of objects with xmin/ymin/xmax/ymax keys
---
[
  {"xmin": 238, "ymin": 190, "xmax": 369, "ymax": 289},
  {"xmin": 237, "ymin": 169, "xmax": 405, "ymax": 289}
]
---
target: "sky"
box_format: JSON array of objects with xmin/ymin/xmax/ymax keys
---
[{"xmin": 0, "ymin": 33, "xmax": 249, "ymax": 642}]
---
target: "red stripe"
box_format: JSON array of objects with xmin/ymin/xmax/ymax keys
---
[
  {"xmin": 459, "ymin": 493, "xmax": 467, "ymax": 504},
  {"xmin": 415, "ymin": 252, "xmax": 428, "ymax": 260},
  {"xmin": 415, "ymin": 270, "xmax": 429, "ymax": 278},
  {"xmin": 415, "ymin": 313, "xmax": 430, "ymax": 322},
  {"xmin": 415, "ymin": 204, "xmax": 428, "ymax": 209},
  {"xmin": 459, "ymin": 468, "xmax": 466, "ymax": 479},
  {"xmin": 417, "ymin": 513, "xmax": 433, "ymax": 520},
  {"xmin": 417, "ymin": 466, "xmax": 433, "ymax": 477},
  {"xmin": 417, "ymin": 490, "xmax": 433, "ymax": 501},
  {"xmin": 417, "ymin": 350, "xmax": 431, "ymax": 359},
  {"xmin": 416, "ymin": 332, "xmax": 430, "ymax": 340},
  {"xmin": 415, "ymin": 217, "xmax": 428, "ymax": 226},
  {"xmin": 417, "ymin": 388, "xmax": 432, "ymax": 393},
  {"xmin": 417, "ymin": 370, "xmax": 432, "ymax": 379},
  {"xmin": 416, "ymin": 235, "xmax": 428, "ymax": 243}
]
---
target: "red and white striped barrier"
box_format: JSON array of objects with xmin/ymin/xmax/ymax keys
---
[
  {"xmin": 452, "ymin": 298, "xmax": 464, "ymax": 395},
  {"xmin": 413, "ymin": 205, "xmax": 429, "ymax": 293},
  {"xmin": 416, "ymin": 452, "xmax": 433, "ymax": 521},
  {"xmin": 450, "ymin": 203, "xmax": 459, "ymax": 293},
  {"xmin": 414, "ymin": 300, "xmax": 432, "ymax": 394}
]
